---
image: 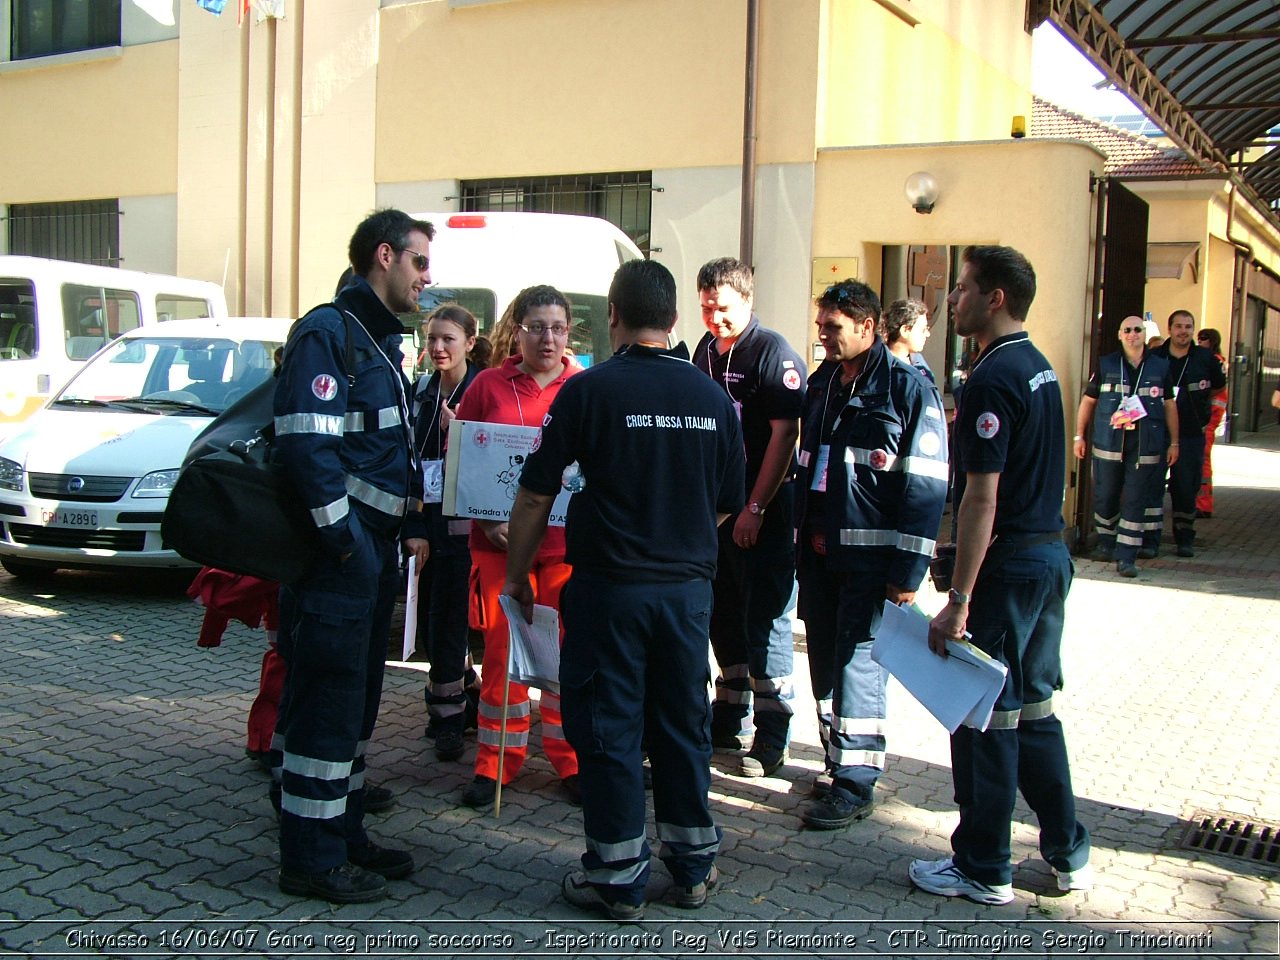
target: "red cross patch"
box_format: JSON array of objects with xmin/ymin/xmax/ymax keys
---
[
  {"xmin": 869, "ymin": 449, "xmax": 888, "ymax": 469},
  {"xmin": 473, "ymin": 429, "xmax": 490, "ymax": 448},
  {"xmin": 783, "ymin": 369, "xmax": 802, "ymax": 391},
  {"xmin": 976, "ymin": 412, "xmax": 1000, "ymax": 439},
  {"xmin": 310, "ymin": 374, "xmax": 338, "ymax": 402}
]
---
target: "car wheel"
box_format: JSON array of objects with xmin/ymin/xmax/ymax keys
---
[{"xmin": 0, "ymin": 557, "xmax": 59, "ymax": 580}]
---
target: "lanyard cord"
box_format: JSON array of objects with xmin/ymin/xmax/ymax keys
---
[
  {"xmin": 710, "ymin": 337, "xmax": 739, "ymax": 404},
  {"xmin": 344, "ymin": 310, "xmax": 415, "ymax": 465},
  {"xmin": 417, "ymin": 373, "xmax": 464, "ymax": 460},
  {"xmin": 510, "ymin": 379, "xmax": 526, "ymax": 426}
]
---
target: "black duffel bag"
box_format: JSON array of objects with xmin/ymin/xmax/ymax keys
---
[
  {"xmin": 161, "ymin": 377, "xmax": 320, "ymax": 585},
  {"xmin": 162, "ymin": 305, "xmax": 356, "ymax": 585}
]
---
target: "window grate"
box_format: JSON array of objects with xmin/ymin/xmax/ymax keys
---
[
  {"xmin": 460, "ymin": 170, "xmax": 652, "ymax": 256},
  {"xmin": 6, "ymin": 199, "xmax": 121, "ymax": 267},
  {"xmin": 1178, "ymin": 811, "xmax": 1280, "ymax": 865}
]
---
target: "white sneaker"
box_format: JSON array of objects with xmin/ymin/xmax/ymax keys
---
[
  {"xmin": 1052, "ymin": 863, "xmax": 1094, "ymax": 891},
  {"xmin": 909, "ymin": 857, "xmax": 1014, "ymax": 905}
]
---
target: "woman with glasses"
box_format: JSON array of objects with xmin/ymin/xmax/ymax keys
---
[
  {"xmin": 880, "ymin": 298, "xmax": 935, "ymax": 383},
  {"xmin": 1194, "ymin": 327, "xmax": 1228, "ymax": 518},
  {"xmin": 410, "ymin": 304, "xmax": 484, "ymax": 763},
  {"xmin": 453, "ymin": 285, "xmax": 581, "ymax": 810}
]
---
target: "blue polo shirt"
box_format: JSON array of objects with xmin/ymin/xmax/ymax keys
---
[
  {"xmin": 953, "ymin": 332, "xmax": 1065, "ymax": 538},
  {"xmin": 520, "ymin": 342, "xmax": 746, "ymax": 582}
]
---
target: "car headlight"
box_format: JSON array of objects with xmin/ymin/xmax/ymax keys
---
[
  {"xmin": 0, "ymin": 457, "xmax": 23, "ymax": 493},
  {"xmin": 133, "ymin": 469, "xmax": 181, "ymax": 498}
]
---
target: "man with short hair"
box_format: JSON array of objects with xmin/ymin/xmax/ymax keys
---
[
  {"xmin": 1073, "ymin": 316, "xmax": 1179, "ymax": 577},
  {"xmin": 271, "ymin": 208, "xmax": 433, "ymax": 904},
  {"xmin": 695, "ymin": 257, "xmax": 805, "ymax": 778},
  {"xmin": 503, "ymin": 259, "xmax": 745, "ymax": 921},
  {"xmin": 1152, "ymin": 310, "xmax": 1226, "ymax": 557},
  {"xmin": 912, "ymin": 245, "xmax": 1090, "ymax": 905},
  {"xmin": 794, "ymin": 279, "xmax": 948, "ymax": 829}
]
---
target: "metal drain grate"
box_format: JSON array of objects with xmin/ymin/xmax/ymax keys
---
[{"xmin": 1179, "ymin": 811, "xmax": 1280, "ymax": 865}]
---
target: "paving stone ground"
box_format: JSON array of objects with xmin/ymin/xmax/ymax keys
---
[{"xmin": 0, "ymin": 433, "xmax": 1277, "ymax": 959}]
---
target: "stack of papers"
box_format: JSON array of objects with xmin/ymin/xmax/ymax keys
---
[
  {"xmin": 871, "ymin": 601, "xmax": 1008, "ymax": 733},
  {"xmin": 497, "ymin": 595, "xmax": 562, "ymax": 694}
]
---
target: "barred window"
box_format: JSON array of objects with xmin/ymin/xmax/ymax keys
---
[
  {"xmin": 460, "ymin": 171, "xmax": 652, "ymax": 256},
  {"xmin": 6, "ymin": 199, "xmax": 121, "ymax": 267}
]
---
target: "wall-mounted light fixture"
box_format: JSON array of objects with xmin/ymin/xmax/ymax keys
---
[{"xmin": 904, "ymin": 171, "xmax": 939, "ymax": 214}]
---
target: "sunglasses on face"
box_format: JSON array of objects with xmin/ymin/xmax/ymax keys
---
[
  {"xmin": 397, "ymin": 248, "xmax": 430, "ymax": 271},
  {"xmin": 1121, "ymin": 326, "xmax": 1145, "ymax": 334}
]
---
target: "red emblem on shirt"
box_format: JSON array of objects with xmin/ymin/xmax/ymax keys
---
[
  {"xmin": 531, "ymin": 431, "xmax": 542, "ymax": 453},
  {"xmin": 782, "ymin": 369, "xmax": 802, "ymax": 391},
  {"xmin": 976, "ymin": 412, "xmax": 1000, "ymax": 439},
  {"xmin": 869, "ymin": 449, "xmax": 888, "ymax": 469},
  {"xmin": 311, "ymin": 374, "xmax": 338, "ymax": 402}
]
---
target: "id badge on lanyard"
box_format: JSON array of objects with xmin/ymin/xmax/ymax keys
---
[
  {"xmin": 811, "ymin": 445, "xmax": 831, "ymax": 492},
  {"xmin": 422, "ymin": 459, "xmax": 444, "ymax": 504}
]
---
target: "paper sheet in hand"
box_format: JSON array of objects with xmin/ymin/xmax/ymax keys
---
[
  {"xmin": 401, "ymin": 555, "xmax": 418, "ymax": 661},
  {"xmin": 497, "ymin": 594, "xmax": 561, "ymax": 695},
  {"xmin": 871, "ymin": 601, "xmax": 1007, "ymax": 733}
]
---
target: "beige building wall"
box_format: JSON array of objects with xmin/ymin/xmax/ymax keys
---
[
  {"xmin": 0, "ymin": 41, "xmax": 178, "ymax": 202},
  {"xmin": 813, "ymin": 138, "xmax": 1103, "ymax": 510}
]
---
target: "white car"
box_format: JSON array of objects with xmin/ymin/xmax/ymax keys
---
[{"xmin": 0, "ymin": 317, "xmax": 292, "ymax": 578}]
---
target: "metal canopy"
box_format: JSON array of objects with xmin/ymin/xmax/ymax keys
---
[{"xmin": 1036, "ymin": 0, "xmax": 1280, "ymax": 211}]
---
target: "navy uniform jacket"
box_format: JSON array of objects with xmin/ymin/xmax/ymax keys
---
[
  {"xmin": 1084, "ymin": 350, "xmax": 1173, "ymax": 458},
  {"xmin": 411, "ymin": 360, "xmax": 480, "ymax": 554},
  {"xmin": 273, "ymin": 277, "xmax": 424, "ymax": 558},
  {"xmin": 1152, "ymin": 341, "xmax": 1227, "ymax": 437},
  {"xmin": 795, "ymin": 340, "xmax": 949, "ymax": 590},
  {"xmin": 953, "ymin": 332, "xmax": 1064, "ymax": 538},
  {"xmin": 520, "ymin": 342, "xmax": 745, "ymax": 582}
]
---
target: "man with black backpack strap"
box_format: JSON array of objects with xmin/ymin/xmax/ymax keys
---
[{"xmin": 270, "ymin": 209, "xmax": 432, "ymax": 904}]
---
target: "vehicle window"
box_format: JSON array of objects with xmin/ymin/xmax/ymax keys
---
[
  {"xmin": 156, "ymin": 294, "xmax": 214, "ymax": 323},
  {"xmin": 567, "ymin": 293, "xmax": 610, "ymax": 368},
  {"xmin": 58, "ymin": 335, "xmax": 284, "ymax": 413},
  {"xmin": 0, "ymin": 278, "xmax": 38, "ymax": 361},
  {"xmin": 412, "ymin": 287, "xmax": 498, "ymax": 333},
  {"xmin": 61, "ymin": 284, "xmax": 142, "ymax": 359}
]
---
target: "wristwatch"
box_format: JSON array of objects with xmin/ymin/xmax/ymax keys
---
[
  {"xmin": 747, "ymin": 500, "xmax": 765, "ymax": 516},
  {"xmin": 948, "ymin": 588, "xmax": 971, "ymax": 605}
]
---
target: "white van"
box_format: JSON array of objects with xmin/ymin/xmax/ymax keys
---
[
  {"xmin": 406, "ymin": 212, "xmax": 643, "ymax": 370},
  {"xmin": 0, "ymin": 256, "xmax": 228, "ymax": 430}
]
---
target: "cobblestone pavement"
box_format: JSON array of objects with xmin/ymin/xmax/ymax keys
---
[{"xmin": 0, "ymin": 435, "xmax": 1277, "ymax": 959}]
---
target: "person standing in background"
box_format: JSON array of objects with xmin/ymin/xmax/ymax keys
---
[{"xmin": 1194, "ymin": 327, "xmax": 1228, "ymax": 518}]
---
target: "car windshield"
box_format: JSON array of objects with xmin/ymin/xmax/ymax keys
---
[{"xmin": 54, "ymin": 335, "xmax": 281, "ymax": 415}]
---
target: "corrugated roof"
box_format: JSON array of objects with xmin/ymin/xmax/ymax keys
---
[
  {"xmin": 1043, "ymin": 0, "xmax": 1280, "ymax": 211},
  {"xmin": 1031, "ymin": 97, "xmax": 1210, "ymax": 178}
]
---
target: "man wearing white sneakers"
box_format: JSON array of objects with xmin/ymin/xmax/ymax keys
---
[{"xmin": 911, "ymin": 246, "xmax": 1092, "ymax": 904}]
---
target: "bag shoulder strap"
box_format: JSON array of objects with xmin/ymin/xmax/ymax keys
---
[{"xmin": 289, "ymin": 302, "xmax": 359, "ymax": 386}]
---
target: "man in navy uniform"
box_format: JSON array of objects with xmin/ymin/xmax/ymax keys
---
[
  {"xmin": 1152, "ymin": 310, "xmax": 1226, "ymax": 557},
  {"xmin": 1073, "ymin": 316, "xmax": 1179, "ymax": 577},
  {"xmin": 271, "ymin": 209, "xmax": 432, "ymax": 904},
  {"xmin": 695, "ymin": 257, "xmax": 805, "ymax": 777},
  {"xmin": 912, "ymin": 245, "xmax": 1091, "ymax": 905},
  {"xmin": 794, "ymin": 280, "xmax": 948, "ymax": 829},
  {"xmin": 502, "ymin": 259, "xmax": 744, "ymax": 921}
]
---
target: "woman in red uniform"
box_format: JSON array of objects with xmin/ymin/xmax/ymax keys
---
[{"xmin": 454, "ymin": 285, "xmax": 581, "ymax": 809}]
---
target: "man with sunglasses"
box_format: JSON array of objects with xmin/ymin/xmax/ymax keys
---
[
  {"xmin": 270, "ymin": 208, "xmax": 434, "ymax": 903},
  {"xmin": 1073, "ymin": 316, "xmax": 1179, "ymax": 577}
]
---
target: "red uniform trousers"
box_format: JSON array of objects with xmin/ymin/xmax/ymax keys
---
[{"xmin": 470, "ymin": 550, "xmax": 577, "ymax": 783}]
